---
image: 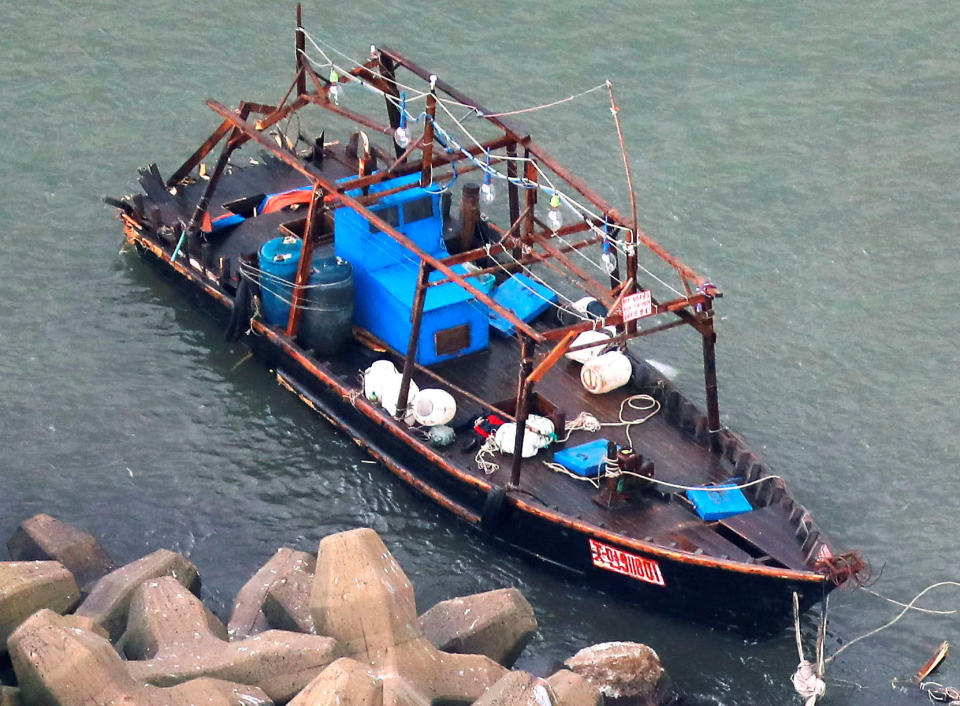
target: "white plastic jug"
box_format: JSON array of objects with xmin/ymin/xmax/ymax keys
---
[
  {"xmin": 581, "ymin": 350, "xmax": 632, "ymax": 394},
  {"xmin": 379, "ymin": 373, "xmax": 419, "ymax": 417}
]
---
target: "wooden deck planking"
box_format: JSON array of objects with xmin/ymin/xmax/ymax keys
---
[{"xmin": 719, "ymin": 503, "xmax": 809, "ymax": 569}]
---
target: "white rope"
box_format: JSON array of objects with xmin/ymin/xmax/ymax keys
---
[
  {"xmin": 792, "ymin": 592, "xmax": 827, "ymax": 705},
  {"xmin": 475, "ymin": 435, "xmax": 500, "ymax": 475},
  {"xmin": 826, "ymin": 581, "xmax": 960, "ymax": 664},
  {"xmin": 470, "ymin": 83, "xmax": 609, "ymax": 118}
]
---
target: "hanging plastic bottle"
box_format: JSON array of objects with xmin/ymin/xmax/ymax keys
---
[
  {"xmin": 394, "ymin": 92, "xmax": 413, "ymax": 148},
  {"xmin": 547, "ymin": 190, "xmax": 564, "ymax": 230},
  {"xmin": 480, "ymin": 148, "xmax": 496, "ymax": 204},
  {"xmin": 601, "ymin": 217, "xmax": 617, "ymax": 274},
  {"xmin": 328, "ymin": 69, "xmax": 343, "ymax": 106}
]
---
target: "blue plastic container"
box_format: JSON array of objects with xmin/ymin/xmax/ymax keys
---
[
  {"xmin": 686, "ymin": 483, "xmax": 753, "ymax": 521},
  {"xmin": 258, "ymin": 236, "xmax": 302, "ymax": 326},
  {"xmin": 488, "ymin": 273, "xmax": 558, "ymax": 336},
  {"xmin": 552, "ymin": 439, "xmax": 616, "ymax": 478},
  {"xmin": 354, "ymin": 262, "xmax": 489, "ymax": 365}
]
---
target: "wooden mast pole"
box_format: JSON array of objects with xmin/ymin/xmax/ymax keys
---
[
  {"xmin": 700, "ymin": 300, "xmax": 721, "ymax": 446},
  {"xmin": 506, "ymin": 141, "xmax": 520, "ymax": 248},
  {"xmin": 295, "ymin": 4, "xmax": 306, "ymax": 96},
  {"xmin": 509, "ymin": 335, "xmax": 536, "ymax": 488},
  {"xmin": 285, "ymin": 183, "xmax": 322, "ymax": 338},
  {"xmin": 397, "ymin": 260, "xmax": 431, "ymax": 417},
  {"xmin": 421, "ymin": 75, "xmax": 437, "ymax": 187}
]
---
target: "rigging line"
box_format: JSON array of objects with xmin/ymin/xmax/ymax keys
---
[
  {"xmin": 299, "ymin": 29, "xmax": 432, "ymax": 99},
  {"xmin": 860, "ymin": 586, "xmax": 960, "ymax": 616},
  {"xmin": 489, "ymin": 244, "xmax": 594, "ymax": 321},
  {"xmin": 298, "ymin": 36, "xmax": 682, "ymax": 298},
  {"xmin": 825, "ymin": 581, "xmax": 960, "ymax": 665},
  {"xmin": 475, "ymin": 82, "xmax": 610, "ymax": 118}
]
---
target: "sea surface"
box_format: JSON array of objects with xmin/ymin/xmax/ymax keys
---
[{"xmin": 2, "ymin": 2, "xmax": 958, "ymax": 703}]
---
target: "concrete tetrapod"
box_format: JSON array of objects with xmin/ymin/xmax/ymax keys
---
[
  {"xmin": 7, "ymin": 514, "xmax": 115, "ymax": 591},
  {"xmin": 310, "ymin": 528, "xmax": 507, "ymax": 705},
  {"xmin": 472, "ymin": 671, "xmax": 558, "ymax": 706},
  {"xmin": 262, "ymin": 558, "xmax": 316, "ymax": 634},
  {"xmin": 123, "ymin": 576, "xmax": 340, "ymax": 703},
  {"xmin": 287, "ymin": 658, "xmax": 382, "ymax": 706},
  {"xmin": 8, "ymin": 609, "xmax": 271, "ymax": 706},
  {"xmin": 75, "ymin": 548, "xmax": 200, "ymax": 641},
  {"xmin": 419, "ymin": 587, "xmax": 537, "ymax": 667},
  {"xmin": 228, "ymin": 548, "xmax": 316, "ymax": 639},
  {"xmin": 0, "ymin": 562, "xmax": 80, "ymax": 654}
]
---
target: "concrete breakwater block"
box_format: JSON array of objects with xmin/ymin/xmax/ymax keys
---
[
  {"xmin": 7, "ymin": 514, "xmax": 115, "ymax": 591},
  {"xmin": 564, "ymin": 642, "xmax": 663, "ymax": 704},
  {"xmin": 123, "ymin": 576, "xmax": 340, "ymax": 703},
  {"xmin": 287, "ymin": 658, "xmax": 382, "ymax": 706},
  {"xmin": 75, "ymin": 548, "xmax": 199, "ymax": 642},
  {"xmin": 228, "ymin": 547, "xmax": 316, "ymax": 640},
  {"xmin": 472, "ymin": 671, "xmax": 557, "ymax": 706},
  {"xmin": 262, "ymin": 559, "xmax": 315, "ymax": 634},
  {"xmin": 545, "ymin": 670, "xmax": 603, "ymax": 706},
  {"xmin": 311, "ymin": 527, "xmax": 507, "ymax": 704},
  {"xmin": 0, "ymin": 562, "xmax": 80, "ymax": 653},
  {"xmin": 8, "ymin": 609, "xmax": 271, "ymax": 706},
  {"xmin": 418, "ymin": 587, "xmax": 537, "ymax": 667}
]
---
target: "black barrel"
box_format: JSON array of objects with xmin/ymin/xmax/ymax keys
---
[{"xmin": 297, "ymin": 256, "xmax": 354, "ymax": 355}]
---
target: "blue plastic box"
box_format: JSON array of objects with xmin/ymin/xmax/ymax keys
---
[
  {"xmin": 488, "ymin": 273, "xmax": 558, "ymax": 336},
  {"xmin": 686, "ymin": 483, "xmax": 753, "ymax": 521},
  {"xmin": 356, "ymin": 262, "xmax": 489, "ymax": 365},
  {"xmin": 333, "ymin": 173, "xmax": 489, "ymax": 365},
  {"xmin": 552, "ymin": 439, "xmax": 616, "ymax": 478}
]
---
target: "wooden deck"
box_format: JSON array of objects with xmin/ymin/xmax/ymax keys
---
[{"xmin": 322, "ymin": 330, "xmax": 806, "ymax": 570}]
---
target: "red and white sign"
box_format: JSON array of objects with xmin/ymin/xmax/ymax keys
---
[
  {"xmin": 622, "ymin": 291, "xmax": 653, "ymax": 322},
  {"xmin": 816, "ymin": 542, "xmax": 833, "ymax": 562},
  {"xmin": 589, "ymin": 538, "xmax": 665, "ymax": 587}
]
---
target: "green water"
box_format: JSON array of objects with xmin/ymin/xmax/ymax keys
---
[{"xmin": 2, "ymin": 2, "xmax": 959, "ymax": 703}]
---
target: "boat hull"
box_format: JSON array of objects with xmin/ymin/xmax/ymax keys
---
[{"xmin": 130, "ymin": 240, "xmax": 830, "ymax": 635}]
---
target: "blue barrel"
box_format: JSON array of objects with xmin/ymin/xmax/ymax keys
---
[
  {"xmin": 298, "ymin": 256, "xmax": 354, "ymax": 355},
  {"xmin": 258, "ymin": 236, "xmax": 302, "ymax": 326}
]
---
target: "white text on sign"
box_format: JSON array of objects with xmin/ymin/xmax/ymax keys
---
[
  {"xmin": 622, "ymin": 291, "xmax": 653, "ymax": 322},
  {"xmin": 589, "ymin": 538, "xmax": 666, "ymax": 586}
]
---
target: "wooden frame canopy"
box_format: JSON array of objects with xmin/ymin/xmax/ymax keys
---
[{"xmin": 166, "ymin": 8, "xmax": 726, "ymax": 484}]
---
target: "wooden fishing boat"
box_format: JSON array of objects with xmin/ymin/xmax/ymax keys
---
[{"xmin": 110, "ymin": 8, "xmax": 864, "ymax": 633}]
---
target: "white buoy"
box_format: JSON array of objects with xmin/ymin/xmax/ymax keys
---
[
  {"xmin": 565, "ymin": 327, "xmax": 616, "ymax": 364},
  {"xmin": 412, "ymin": 389, "xmax": 457, "ymax": 426},
  {"xmin": 581, "ymin": 351, "xmax": 632, "ymax": 394}
]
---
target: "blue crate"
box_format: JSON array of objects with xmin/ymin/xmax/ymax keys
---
[
  {"xmin": 487, "ymin": 273, "xmax": 558, "ymax": 336},
  {"xmin": 552, "ymin": 439, "xmax": 616, "ymax": 478},
  {"xmin": 686, "ymin": 483, "xmax": 753, "ymax": 521}
]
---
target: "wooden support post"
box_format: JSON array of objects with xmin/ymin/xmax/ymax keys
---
[
  {"xmin": 285, "ymin": 184, "xmax": 322, "ymax": 338},
  {"xmin": 700, "ymin": 301, "xmax": 721, "ymax": 448},
  {"xmin": 506, "ymin": 141, "xmax": 520, "ymax": 239},
  {"xmin": 295, "ymin": 4, "xmax": 306, "ymax": 96},
  {"xmin": 397, "ymin": 260, "xmax": 431, "ymax": 417},
  {"xmin": 521, "ymin": 150, "xmax": 537, "ymax": 256},
  {"xmin": 509, "ymin": 335, "xmax": 536, "ymax": 489},
  {"xmin": 421, "ymin": 76, "xmax": 437, "ymax": 188}
]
